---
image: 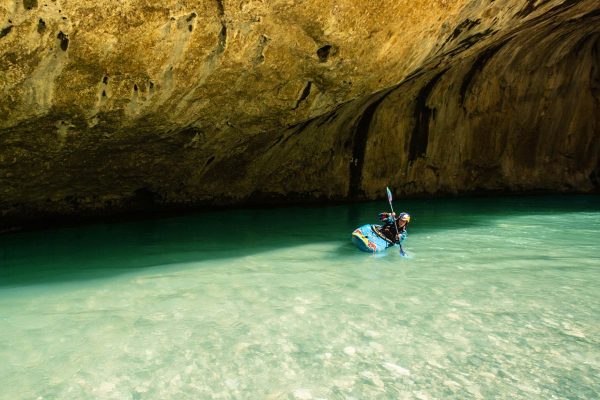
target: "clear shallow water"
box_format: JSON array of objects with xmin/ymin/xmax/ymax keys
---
[{"xmin": 1, "ymin": 196, "xmax": 599, "ymax": 400}]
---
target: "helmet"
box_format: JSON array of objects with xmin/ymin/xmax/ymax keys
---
[{"xmin": 398, "ymin": 212, "xmax": 411, "ymax": 222}]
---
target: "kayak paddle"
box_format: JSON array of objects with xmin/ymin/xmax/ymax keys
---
[{"xmin": 386, "ymin": 187, "xmax": 406, "ymax": 256}]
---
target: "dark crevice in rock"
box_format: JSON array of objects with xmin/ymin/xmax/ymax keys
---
[
  {"xmin": 102, "ymin": 76, "xmax": 109, "ymax": 84},
  {"xmin": 64, "ymin": 195, "xmax": 80, "ymax": 208},
  {"xmin": 399, "ymin": 68, "xmax": 427, "ymax": 87},
  {"xmin": 130, "ymin": 188, "xmax": 162, "ymax": 209},
  {"xmin": 37, "ymin": 18, "xmax": 46, "ymax": 34},
  {"xmin": 57, "ymin": 31, "xmax": 69, "ymax": 51},
  {"xmin": 446, "ymin": 18, "xmax": 482, "ymax": 43},
  {"xmin": 266, "ymin": 135, "xmax": 283, "ymax": 151},
  {"xmin": 205, "ymin": 156, "xmax": 215, "ymax": 167},
  {"xmin": 179, "ymin": 126, "xmax": 202, "ymax": 138},
  {"xmin": 571, "ymin": 8, "xmax": 600, "ymax": 23},
  {"xmin": 521, "ymin": 0, "xmax": 582, "ymax": 29},
  {"xmin": 325, "ymin": 110, "xmax": 340, "ymax": 124},
  {"xmin": 23, "ymin": 0, "xmax": 38, "ymax": 10},
  {"xmin": 279, "ymin": 120, "xmax": 312, "ymax": 147},
  {"xmin": 316, "ymin": 110, "xmax": 340, "ymax": 128},
  {"xmin": 217, "ymin": 25, "xmax": 227, "ymax": 52},
  {"xmin": 133, "ymin": 84, "xmax": 138, "ymax": 92},
  {"xmin": 572, "ymin": 33, "xmax": 594, "ymax": 55},
  {"xmin": 0, "ymin": 25, "xmax": 12, "ymax": 38},
  {"xmin": 408, "ymin": 69, "xmax": 448, "ymax": 163},
  {"xmin": 293, "ymin": 81, "xmax": 312, "ymax": 110},
  {"xmin": 253, "ymin": 34, "xmax": 270, "ymax": 66},
  {"xmin": 441, "ymin": 28, "xmax": 497, "ymax": 58},
  {"xmin": 349, "ymin": 91, "xmax": 393, "ymax": 197},
  {"xmin": 187, "ymin": 12, "xmax": 196, "ymax": 32},
  {"xmin": 215, "ymin": 0, "xmax": 224, "ymax": 16},
  {"xmin": 294, "ymin": 120, "xmax": 311, "ymax": 136},
  {"xmin": 101, "ymin": 90, "xmax": 106, "ymax": 97},
  {"xmin": 460, "ymin": 39, "xmax": 510, "ymax": 107},
  {"xmin": 219, "ymin": 23, "xmax": 227, "ymax": 47},
  {"xmin": 317, "ymin": 44, "xmax": 332, "ymax": 62},
  {"xmin": 260, "ymin": 35, "xmax": 270, "ymax": 62},
  {"xmin": 590, "ymin": 157, "xmax": 600, "ymax": 190},
  {"xmin": 516, "ymin": 0, "xmax": 552, "ymax": 18},
  {"xmin": 205, "ymin": 1, "xmax": 226, "ymax": 56},
  {"xmin": 591, "ymin": 36, "xmax": 600, "ymax": 100}
]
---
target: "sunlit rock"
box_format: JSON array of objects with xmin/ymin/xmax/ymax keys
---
[{"xmin": 0, "ymin": 0, "xmax": 598, "ymax": 226}]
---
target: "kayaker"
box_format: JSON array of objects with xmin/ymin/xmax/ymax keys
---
[{"xmin": 376, "ymin": 212, "xmax": 410, "ymax": 245}]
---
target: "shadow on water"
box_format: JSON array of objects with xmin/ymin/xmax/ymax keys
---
[{"xmin": 0, "ymin": 195, "xmax": 598, "ymax": 288}]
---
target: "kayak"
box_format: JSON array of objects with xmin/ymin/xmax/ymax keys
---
[{"xmin": 351, "ymin": 224, "xmax": 394, "ymax": 253}]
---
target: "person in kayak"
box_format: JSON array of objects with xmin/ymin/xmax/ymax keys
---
[{"xmin": 375, "ymin": 212, "xmax": 410, "ymax": 245}]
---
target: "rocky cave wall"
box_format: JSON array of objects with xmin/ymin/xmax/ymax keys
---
[{"xmin": 0, "ymin": 0, "xmax": 599, "ymax": 226}]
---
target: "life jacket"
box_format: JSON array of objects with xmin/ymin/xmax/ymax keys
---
[{"xmin": 375, "ymin": 213, "xmax": 407, "ymax": 244}]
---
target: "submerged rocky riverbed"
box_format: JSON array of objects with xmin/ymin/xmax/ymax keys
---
[{"xmin": 1, "ymin": 196, "xmax": 599, "ymax": 399}]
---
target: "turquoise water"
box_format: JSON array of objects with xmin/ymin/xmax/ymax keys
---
[{"xmin": 1, "ymin": 196, "xmax": 599, "ymax": 399}]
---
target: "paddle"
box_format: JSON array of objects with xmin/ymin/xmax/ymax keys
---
[{"xmin": 386, "ymin": 187, "xmax": 406, "ymax": 256}]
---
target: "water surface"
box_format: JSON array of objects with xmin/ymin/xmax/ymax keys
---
[{"xmin": 1, "ymin": 196, "xmax": 599, "ymax": 399}]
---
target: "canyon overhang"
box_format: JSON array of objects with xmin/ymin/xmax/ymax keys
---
[{"xmin": 1, "ymin": 0, "xmax": 599, "ymax": 226}]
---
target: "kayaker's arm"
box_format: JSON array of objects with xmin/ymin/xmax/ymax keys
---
[
  {"xmin": 378, "ymin": 212, "xmax": 396, "ymax": 224},
  {"xmin": 395, "ymin": 230, "xmax": 407, "ymax": 244}
]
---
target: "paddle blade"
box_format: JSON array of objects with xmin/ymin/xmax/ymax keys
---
[
  {"xmin": 386, "ymin": 187, "xmax": 393, "ymax": 204},
  {"xmin": 399, "ymin": 247, "xmax": 406, "ymax": 257}
]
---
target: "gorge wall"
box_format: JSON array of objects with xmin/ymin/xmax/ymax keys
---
[{"xmin": 1, "ymin": 0, "xmax": 599, "ymax": 226}]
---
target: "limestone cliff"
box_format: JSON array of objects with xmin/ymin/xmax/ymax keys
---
[{"xmin": 1, "ymin": 0, "xmax": 599, "ymax": 226}]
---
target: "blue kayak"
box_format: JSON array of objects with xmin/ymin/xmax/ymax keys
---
[{"xmin": 351, "ymin": 224, "xmax": 394, "ymax": 253}]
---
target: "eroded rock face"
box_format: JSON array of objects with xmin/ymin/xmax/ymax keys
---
[{"xmin": 0, "ymin": 0, "xmax": 598, "ymax": 225}]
